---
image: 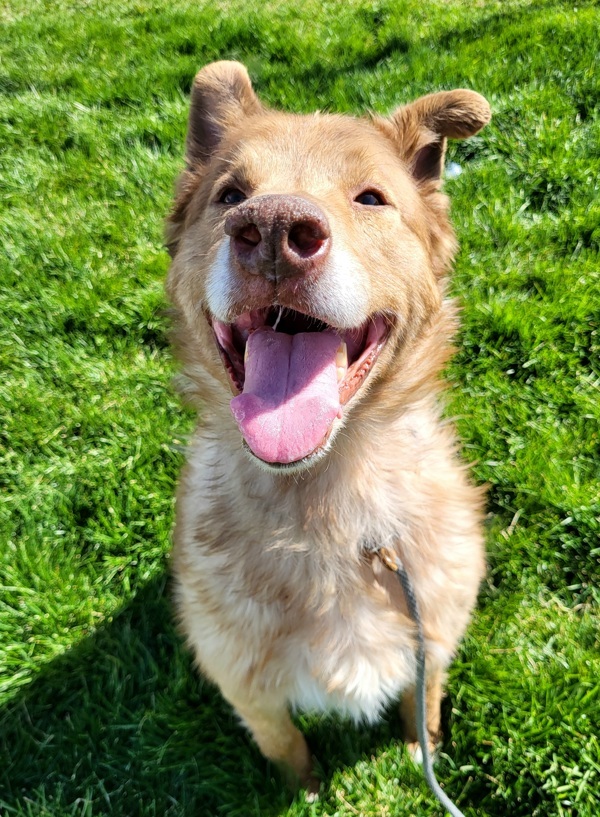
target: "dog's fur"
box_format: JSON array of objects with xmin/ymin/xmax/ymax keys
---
[{"xmin": 166, "ymin": 61, "xmax": 490, "ymax": 790}]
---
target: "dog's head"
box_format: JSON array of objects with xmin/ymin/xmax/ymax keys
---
[{"xmin": 167, "ymin": 61, "xmax": 490, "ymax": 473}]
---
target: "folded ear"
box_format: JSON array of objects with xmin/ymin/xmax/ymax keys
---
[
  {"xmin": 385, "ymin": 90, "xmax": 491, "ymax": 183},
  {"xmin": 185, "ymin": 61, "xmax": 263, "ymax": 166}
]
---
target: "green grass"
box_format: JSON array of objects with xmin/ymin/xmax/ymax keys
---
[{"xmin": 1, "ymin": 0, "xmax": 599, "ymax": 814}]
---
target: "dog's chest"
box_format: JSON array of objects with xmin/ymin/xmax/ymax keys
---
[
  {"xmin": 176, "ymin": 437, "xmax": 468, "ymax": 720},
  {"xmin": 285, "ymin": 582, "xmax": 418, "ymax": 722},
  {"xmin": 224, "ymin": 528, "xmax": 420, "ymax": 722}
]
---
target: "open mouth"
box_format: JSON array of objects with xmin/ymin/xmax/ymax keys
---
[{"xmin": 211, "ymin": 307, "xmax": 392, "ymax": 466}]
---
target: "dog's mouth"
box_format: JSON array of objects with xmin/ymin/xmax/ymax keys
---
[{"xmin": 211, "ymin": 307, "xmax": 392, "ymax": 466}]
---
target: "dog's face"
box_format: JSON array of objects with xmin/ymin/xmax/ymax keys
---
[{"xmin": 167, "ymin": 62, "xmax": 490, "ymax": 472}]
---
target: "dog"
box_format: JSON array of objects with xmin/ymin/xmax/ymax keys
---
[{"xmin": 165, "ymin": 60, "xmax": 490, "ymax": 793}]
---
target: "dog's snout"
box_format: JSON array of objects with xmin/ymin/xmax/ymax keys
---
[{"xmin": 225, "ymin": 194, "xmax": 331, "ymax": 280}]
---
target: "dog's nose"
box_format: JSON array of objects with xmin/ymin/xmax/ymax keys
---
[{"xmin": 224, "ymin": 194, "xmax": 331, "ymax": 280}]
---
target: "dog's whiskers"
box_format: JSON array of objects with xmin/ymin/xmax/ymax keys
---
[{"xmin": 272, "ymin": 305, "xmax": 284, "ymax": 331}]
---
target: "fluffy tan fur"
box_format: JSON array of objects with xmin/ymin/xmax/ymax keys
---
[{"xmin": 166, "ymin": 61, "xmax": 490, "ymax": 791}]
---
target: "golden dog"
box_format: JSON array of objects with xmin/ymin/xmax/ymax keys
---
[{"xmin": 166, "ymin": 61, "xmax": 490, "ymax": 792}]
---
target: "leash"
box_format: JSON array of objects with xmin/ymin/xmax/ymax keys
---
[{"xmin": 372, "ymin": 545, "xmax": 467, "ymax": 817}]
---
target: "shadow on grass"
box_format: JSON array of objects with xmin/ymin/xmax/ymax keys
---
[{"xmin": 0, "ymin": 572, "xmax": 425, "ymax": 817}]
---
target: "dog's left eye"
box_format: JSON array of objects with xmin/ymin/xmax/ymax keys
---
[
  {"xmin": 219, "ymin": 188, "xmax": 247, "ymax": 205},
  {"xmin": 354, "ymin": 190, "xmax": 385, "ymax": 206}
]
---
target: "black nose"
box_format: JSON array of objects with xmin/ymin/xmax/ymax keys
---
[{"xmin": 224, "ymin": 194, "xmax": 331, "ymax": 281}]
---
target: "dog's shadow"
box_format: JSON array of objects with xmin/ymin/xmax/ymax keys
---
[{"xmin": 0, "ymin": 572, "xmax": 449, "ymax": 816}]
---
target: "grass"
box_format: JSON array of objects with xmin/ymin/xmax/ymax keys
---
[{"xmin": 0, "ymin": 0, "xmax": 598, "ymax": 814}]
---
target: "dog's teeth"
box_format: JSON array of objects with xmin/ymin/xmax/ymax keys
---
[
  {"xmin": 336, "ymin": 342, "xmax": 348, "ymax": 383},
  {"xmin": 244, "ymin": 344, "xmax": 249, "ymax": 363}
]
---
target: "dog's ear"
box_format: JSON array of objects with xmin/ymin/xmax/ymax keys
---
[
  {"xmin": 383, "ymin": 90, "xmax": 491, "ymax": 184},
  {"xmin": 166, "ymin": 63, "xmax": 262, "ymax": 257},
  {"xmin": 186, "ymin": 61, "xmax": 263, "ymax": 166}
]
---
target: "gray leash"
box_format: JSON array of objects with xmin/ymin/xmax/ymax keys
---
[{"xmin": 373, "ymin": 545, "xmax": 467, "ymax": 817}]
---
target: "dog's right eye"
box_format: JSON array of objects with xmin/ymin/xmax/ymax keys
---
[
  {"xmin": 219, "ymin": 188, "xmax": 247, "ymax": 205},
  {"xmin": 354, "ymin": 190, "xmax": 386, "ymax": 206}
]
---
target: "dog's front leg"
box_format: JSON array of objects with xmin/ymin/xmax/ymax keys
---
[
  {"xmin": 226, "ymin": 692, "xmax": 318, "ymax": 793},
  {"xmin": 399, "ymin": 663, "xmax": 445, "ymax": 759}
]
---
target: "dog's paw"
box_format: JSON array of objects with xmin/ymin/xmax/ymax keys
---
[
  {"xmin": 280, "ymin": 753, "xmax": 321, "ymax": 799},
  {"xmin": 301, "ymin": 770, "xmax": 321, "ymax": 802},
  {"xmin": 305, "ymin": 784, "xmax": 320, "ymax": 804},
  {"xmin": 405, "ymin": 738, "xmax": 438, "ymax": 765}
]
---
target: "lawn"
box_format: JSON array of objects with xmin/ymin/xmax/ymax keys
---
[{"xmin": 0, "ymin": 0, "xmax": 599, "ymax": 815}]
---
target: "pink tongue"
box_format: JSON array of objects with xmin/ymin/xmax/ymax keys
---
[{"xmin": 230, "ymin": 328, "xmax": 342, "ymax": 464}]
